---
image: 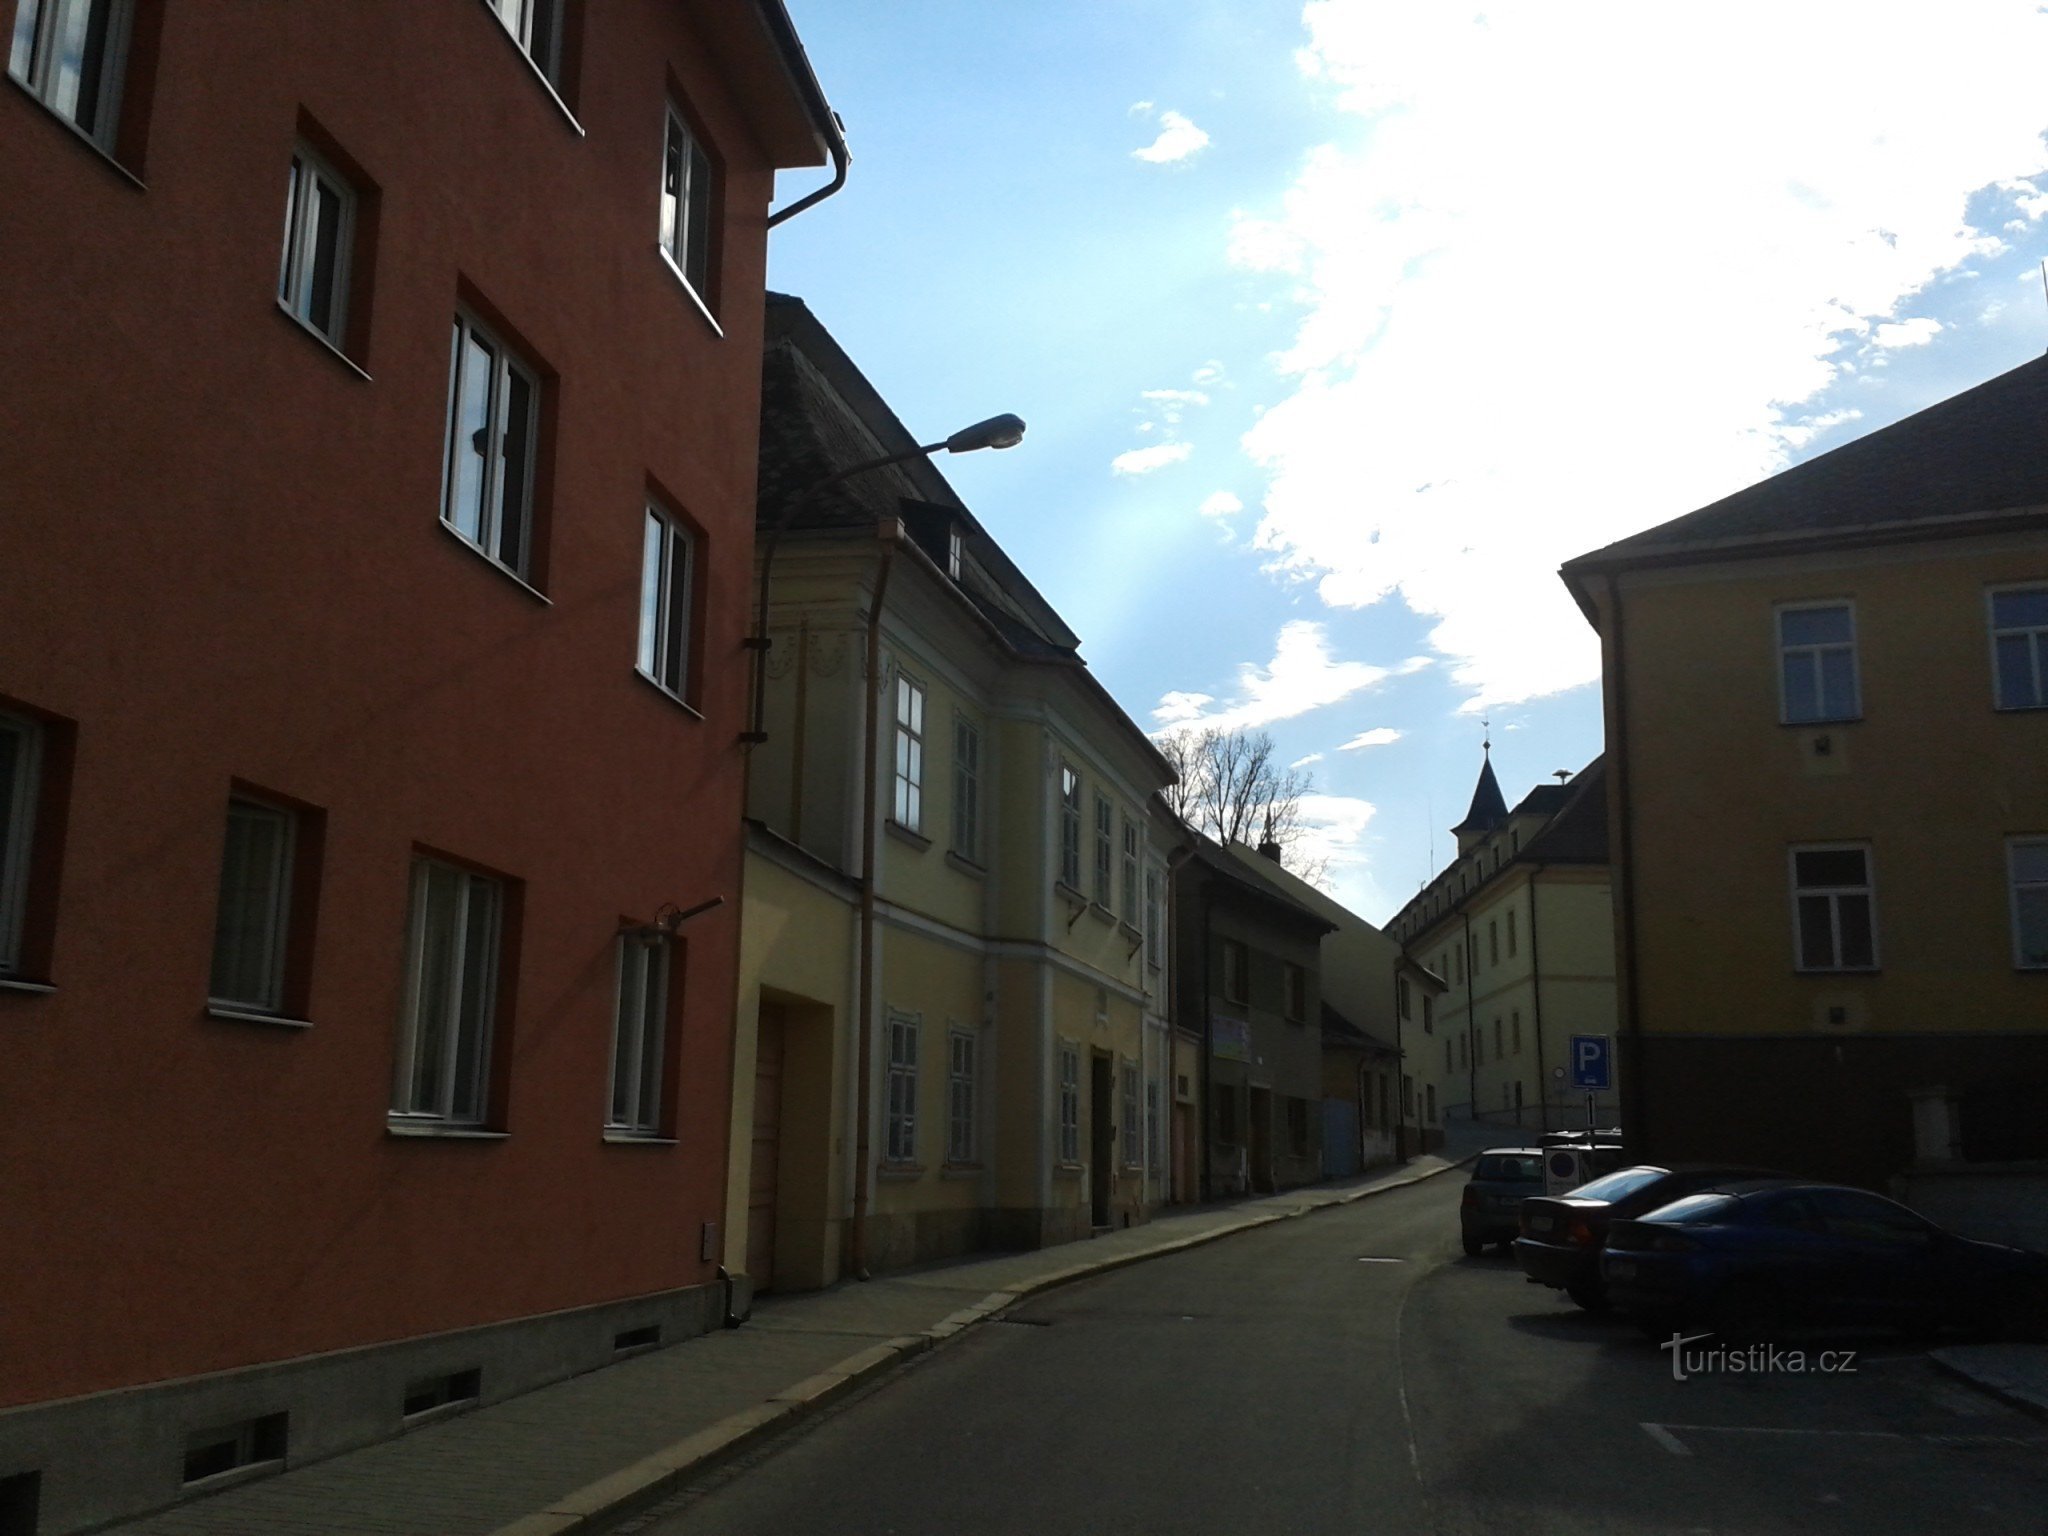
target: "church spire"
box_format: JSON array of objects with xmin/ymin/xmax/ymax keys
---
[{"xmin": 1451, "ymin": 731, "xmax": 1508, "ymax": 856}]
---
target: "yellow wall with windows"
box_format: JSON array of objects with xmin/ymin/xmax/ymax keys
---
[{"xmin": 1613, "ymin": 535, "xmax": 2048, "ymax": 1040}]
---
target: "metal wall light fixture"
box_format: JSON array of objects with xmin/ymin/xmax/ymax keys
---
[
  {"xmin": 743, "ymin": 413, "xmax": 1025, "ymax": 744},
  {"xmin": 619, "ymin": 895, "xmax": 724, "ymax": 944}
]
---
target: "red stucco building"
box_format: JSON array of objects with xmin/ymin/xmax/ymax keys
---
[{"xmin": 0, "ymin": 3, "xmax": 839, "ymax": 1529}]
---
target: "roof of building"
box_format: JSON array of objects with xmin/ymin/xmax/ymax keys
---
[
  {"xmin": 1451, "ymin": 753, "xmax": 1508, "ymax": 836},
  {"xmin": 1180, "ymin": 829, "xmax": 1338, "ymax": 937},
  {"xmin": 1321, "ymin": 1000, "xmax": 1397, "ymax": 1056},
  {"xmin": 1385, "ymin": 754, "xmax": 1607, "ymax": 937},
  {"xmin": 1563, "ymin": 352, "xmax": 2048, "ymax": 589}
]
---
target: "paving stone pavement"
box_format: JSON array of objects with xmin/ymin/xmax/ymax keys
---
[{"xmin": 105, "ymin": 1143, "xmax": 1483, "ymax": 1536}]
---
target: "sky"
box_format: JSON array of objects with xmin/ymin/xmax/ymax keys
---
[{"xmin": 766, "ymin": 0, "xmax": 2048, "ymax": 925}]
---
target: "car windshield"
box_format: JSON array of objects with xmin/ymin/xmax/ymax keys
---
[
  {"xmin": 1475, "ymin": 1154, "xmax": 1542, "ymax": 1182},
  {"xmin": 1567, "ymin": 1167, "xmax": 1665, "ymax": 1203},
  {"xmin": 1642, "ymin": 1193, "xmax": 1735, "ymax": 1224}
]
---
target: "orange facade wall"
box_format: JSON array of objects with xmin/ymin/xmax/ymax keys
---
[{"xmin": 0, "ymin": 1, "xmax": 785, "ymax": 1407}]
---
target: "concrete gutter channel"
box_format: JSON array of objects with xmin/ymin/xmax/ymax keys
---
[{"xmin": 486, "ymin": 1158, "xmax": 1472, "ymax": 1536}]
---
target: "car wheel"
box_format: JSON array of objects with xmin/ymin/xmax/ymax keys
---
[
  {"xmin": 1461, "ymin": 1233, "xmax": 1483, "ymax": 1258},
  {"xmin": 1983, "ymin": 1278, "xmax": 2048, "ymax": 1344},
  {"xmin": 1567, "ymin": 1282, "xmax": 1610, "ymax": 1313},
  {"xmin": 1708, "ymin": 1281, "xmax": 1784, "ymax": 1346}
]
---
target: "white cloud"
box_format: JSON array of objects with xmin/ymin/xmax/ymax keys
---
[
  {"xmin": 1338, "ymin": 726, "xmax": 1403, "ymax": 750},
  {"xmin": 1112, "ymin": 441, "xmax": 1194, "ymax": 476},
  {"xmin": 1291, "ymin": 752, "xmax": 1325, "ymax": 767},
  {"xmin": 1133, "ymin": 108, "xmax": 1212, "ymax": 165},
  {"xmin": 1229, "ymin": 0, "xmax": 2048, "ymax": 711},
  {"xmin": 1199, "ymin": 490, "xmax": 1244, "ymax": 519},
  {"xmin": 1152, "ymin": 620, "xmax": 1398, "ymax": 731},
  {"xmin": 1192, "ymin": 360, "xmax": 1227, "ymax": 386},
  {"xmin": 1293, "ymin": 792, "xmax": 1378, "ymax": 881},
  {"xmin": 1871, "ymin": 317, "xmax": 1943, "ymax": 348}
]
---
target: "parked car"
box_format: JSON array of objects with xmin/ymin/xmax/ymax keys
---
[
  {"xmin": 1600, "ymin": 1179, "xmax": 2048, "ymax": 1343},
  {"xmin": 1461, "ymin": 1149, "xmax": 1545, "ymax": 1256},
  {"xmin": 1515, "ymin": 1164, "xmax": 1779, "ymax": 1310}
]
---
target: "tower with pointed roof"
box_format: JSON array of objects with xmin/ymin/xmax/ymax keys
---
[{"xmin": 1451, "ymin": 732, "xmax": 1509, "ymax": 856}]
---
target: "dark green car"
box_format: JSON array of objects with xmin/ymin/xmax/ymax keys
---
[{"xmin": 1461, "ymin": 1148, "xmax": 1545, "ymax": 1255}]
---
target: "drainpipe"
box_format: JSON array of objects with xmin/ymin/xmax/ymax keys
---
[
  {"xmin": 1605, "ymin": 573, "xmax": 1645, "ymax": 1154},
  {"xmin": 1392, "ymin": 955, "xmax": 1405, "ymax": 1163},
  {"xmin": 1462, "ymin": 909, "xmax": 1476, "ymax": 1124},
  {"xmin": 1529, "ymin": 871, "xmax": 1548, "ymax": 1133},
  {"xmin": 1199, "ymin": 879, "xmax": 1215, "ymax": 1202},
  {"xmin": 847, "ymin": 519, "xmax": 901, "ymax": 1281}
]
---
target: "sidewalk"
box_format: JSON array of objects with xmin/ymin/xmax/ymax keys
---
[
  {"xmin": 1930, "ymin": 1343, "xmax": 2048, "ymax": 1421},
  {"xmin": 109, "ymin": 1146, "xmax": 1480, "ymax": 1536}
]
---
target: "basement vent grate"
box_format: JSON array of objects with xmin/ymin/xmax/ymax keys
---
[
  {"xmin": 0, "ymin": 1471, "xmax": 40, "ymax": 1536},
  {"xmin": 1356, "ymin": 1256, "xmax": 1407, "ymax": 1264},
  {"xmin": 613, "ymin": 1324, "xmax": 663, "ymax": 1353},
  {"xmin": 402, "ymin": 1368, "xmax": 482, "ymax": 1420},
  {"xmin": 182, "ymin": 1412, "xmax": 287, "ymax": 1486}
]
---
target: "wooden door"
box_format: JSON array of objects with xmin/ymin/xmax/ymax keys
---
[{"xmin": 747, "ymin": 1003, "xmax": 785, "ymax": 1291}]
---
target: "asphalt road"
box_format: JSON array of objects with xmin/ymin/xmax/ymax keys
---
[{"xmin": 622, "ymin": 1173, "xmax": 2048, "ymax": 1536}]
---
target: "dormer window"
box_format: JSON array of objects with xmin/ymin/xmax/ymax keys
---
[{"xmin": 947, "ymin": 529, "xmax": 964, "ymax": 580}]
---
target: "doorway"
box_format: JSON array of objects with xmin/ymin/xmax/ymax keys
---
[
  {"xmin": 1248, "ymin": 1087, "xmax": 1274, "ymax": 1194},
  {"xmin": 1090, "ymin": 1053, "xmax": 1113, "ymax": 1228}
]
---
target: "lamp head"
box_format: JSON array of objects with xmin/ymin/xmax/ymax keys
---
[{"xmin": 943, "ymin": 414, "xmax": 1026, "ymax": 454}]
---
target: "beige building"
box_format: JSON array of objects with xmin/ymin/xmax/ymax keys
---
[
  {"xmin": 729, "ymin": 297, "xmax": 1176, "ymax": 1295},
  {"xmin": 1562, "ymin": 354, "xmax": 2048, "ymax": 1201},
  {"xmin": 1385, "ymin": 754, "xmax": 1618, "ymax": 1136}
]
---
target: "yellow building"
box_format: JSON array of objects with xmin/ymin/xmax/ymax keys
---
[
  {"xmin": 1561, "ymin": 354, "xmax": 2048, "ymax": 1191},
  {"xmin": 1385, "ymin": 754, "xmax": 1618, "ymax": 1137},
  {"xmin": 729, "ymin": 296, "xmax": 1176, "ymax": 1295}
]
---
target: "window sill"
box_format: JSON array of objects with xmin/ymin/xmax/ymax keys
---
[
  {"xmin": 632, "ymin": 668, "xmax": 704, "ymax": 720},
  {"xmin": 1793, "ymin": 967, "xmax": 1881, "ymax": 977},
  {"xmin": 885, "ymin": 820, "xmax": 931, "ymax": 853},
  {"xmin": 1055, "ymin": 880, "xmax": 1088, "ymax": 910},
  {"xmin": 940, "ymin": 1162, "xmax": 984, "ymax": 1179},
  {"xmin": 603, "ymin": 1131, "xmax": 678, "ymax": 1146},
  {"xmin": 400, "ymin": 1398, "xmax": 479, "ymax": 1432},
  {"xmin": 7, "ymin": 75, "xmax": 146, "ymax": 189},
  {"xmin": 1118, "ymin": 920, "xmax": 1143, "ymax": 944},
  {"xmin": 657, "ymin": 247, "xmax": 725, "ymax": 338},
  {"xmin": 275, "ymin": 301, "xmax": 372, "ymax": 381},
  {"xmin": 477, "ymin": 1, "xmax": 586, "ymax": 137},
  {"xmin": 437, "ymin": 521, "xmax": 551, "ymax": 605},
  {"xmin": 0, "ymin": 976, "xmax": 57, "ymax": 996},
  {"xmin": 945, "ymin": 850, "xmax": 987, "ymax": 879},
  {"xmin": 1780, "ymin": 715, "xmax": 1862, "ymax": 728},
  {"xmin": 207, "ymin": 1005, "xmax": 314, "ymax": 1030},
  {"xmin": 1087, "ymin": 902, "xmax": 1117, "ymax": 926},
  {"xmin": 181, "ymin": 1458, "xmax": 284, "ymax": 1497},
  {"xmin": 1053, "ymin": 1161, "xmax": 1084, "ymax": 1177},
  {"xmin": 877, "ymin": 1161, "xmax": 925, "ymax": 1181},
  {"xmin": 386, "ymin": 1123, "xmax": 510, "ymax": 1141}
]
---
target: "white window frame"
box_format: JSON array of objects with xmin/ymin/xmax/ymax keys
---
[
  {"xmin": 1789, "ymin": 843, "xmax": 1879, "ymax": 973},
  {"xmin": 0, "ymin": 710, "xmax": 43, "ymax": 976},
  {"xmin": 892, "ymin": 673, "xmax": 925, "ymax": 832},
  {"xmin": 946, "ymin": 1028, "xmax": 976, "ymax": 1164},
  {"xmin": 1145, "ymin": 1075, "xmax": 1162, "ymax": 1171},
  {"xmin": 1092, "ymin": 793, "xmax": 1113, "ymax": 907},
  {"xmin": 636, "ymin": 501, "xmax": 694, "ymax": 700},
  {"xmin": 8, "ymin": 0, "xmax": 131, "ymax": 152},
  {"xmin": 608, "ymin": 934, "xmax": 670, "ymax": 1135},
  {"xmin": 1988, "ymin": 584, "xmax": 2048, "ymax": 711},
  {"xmin": 2009, "ymin": 837, "xmax": 2048, "ymax": 970},
  {"xmin": 208, "ymin": 797, "xmax": 296, "ymax": 1014},
  {"xmin": 1144, "ymin": 867, "xmax": 1163, "ymax": 970},
  {"xmin": 278, "ymin": 143, "xmax": 355, "ymax": 350},
  {"xmin": 885, "ymin": 1009, "xmax": 919, "ymax": 1163},
  {"xmin": 483, "ymin": 0, "xmax": 562, "ymax": 83},
  {"xmin": 1777, "ymin": 600, "xmax": 1861, "ymax": 724},
  {"xmin": 391, "ymin": 859, "xmax": 503, "ymax": 1126},
  {"xmin": 659, "ymin": 100, "xmax": 715, "ymax": 306},
  {"xmin": 1058, "ymin": 763, "xmax": 1082, "ymax": 890},
  {"xmin": 442, "ymin": 312, "xmax": 540, "ymax": 579},
  {"xmin": 1120, "ymin": 818, "xmax": 1140, "ymax": 924},
  {"xmin": 1057, "ymin": 1040, "xmax": 1080, "ymax": 1164},
  {"xmin": 952, "ymin": 713, "xmax": 980, "ymax": 860}
]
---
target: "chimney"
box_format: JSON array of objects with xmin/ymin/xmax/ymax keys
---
[{"xmin": 1256, "ymin": 839, "xmax": 1283, "ymax": 863}]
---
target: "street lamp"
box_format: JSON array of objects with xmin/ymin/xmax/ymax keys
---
[{"xmin": 744, "ymin": 413, "xmax": 1025, "ymax": 744}]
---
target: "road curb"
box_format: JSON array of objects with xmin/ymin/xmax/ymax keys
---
[
  {"xmin": 1928, "ymin": 1348, "xmax": 2048, "ymax": 1423},
  {"xmin": 483, "ymin": 1155, "xmax": 1470, "ymax": 1535}
]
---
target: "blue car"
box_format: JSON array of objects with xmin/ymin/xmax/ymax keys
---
[{"xmin": 1600, "ymin": 1179, "xmax": 2048, "ymax": 1344}]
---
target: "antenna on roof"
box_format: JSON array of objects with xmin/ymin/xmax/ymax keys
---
[{"xmin": 1553, "ymin": 769, "xmax": 1573, "ymax": 784}]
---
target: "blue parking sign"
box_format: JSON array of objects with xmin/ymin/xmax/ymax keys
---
[{"xmin": 1569, "ymin": 1034, "xmax": 1611, "ymax": 1090}]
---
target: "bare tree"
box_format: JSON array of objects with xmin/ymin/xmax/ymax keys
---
[{"xmin": 1158, "ymin": 725, "xmax": 1327, "ymax": 884}]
